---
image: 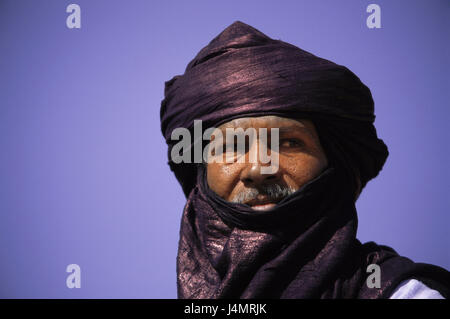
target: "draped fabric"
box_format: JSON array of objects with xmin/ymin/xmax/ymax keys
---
[
  {"xmin": 160, "ymin": 21, "xmax": 450, "ymax": 298},
  {"xmin": 176, "ymin": 164, "xmax": 449, "ymax": 299}
]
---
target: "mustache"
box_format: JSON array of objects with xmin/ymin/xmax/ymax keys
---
[{"xmin": 230, "ymin": 183, "xmax": 296, "ymax": 204}]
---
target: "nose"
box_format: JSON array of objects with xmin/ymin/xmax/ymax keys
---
[{"xmin": 240, "ymin": 161, "xmax": 280, "ymax": 188}]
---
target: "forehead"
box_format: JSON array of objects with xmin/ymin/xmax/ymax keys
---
[{"xmin": 217, "ymin": 115, "xmax": 317, "ymax": 136}]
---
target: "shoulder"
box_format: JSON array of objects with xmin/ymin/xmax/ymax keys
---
[
  {"xmin": 389, "ymin": 279, "xmax": 445, "ymax": 299},
  {"xmin": 356, "ymin": 241, "xmax": 450, "ymax": 299}
]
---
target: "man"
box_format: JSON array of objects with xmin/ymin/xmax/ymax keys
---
[{"xmin": 160, "ymin": 21, "xmax": 449, "ymax": 298}]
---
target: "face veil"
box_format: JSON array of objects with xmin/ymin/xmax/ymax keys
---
[{"xmin": 160, "ymin": 21, "xmax": 450, "ymax": 299}]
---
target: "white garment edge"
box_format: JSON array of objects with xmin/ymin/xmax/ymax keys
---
[{"xmin": 388, "ymin": 278, "xmax": 445, "ymax": 299}]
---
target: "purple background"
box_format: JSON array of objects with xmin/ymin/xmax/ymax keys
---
[{"xmin": 0, "ymin": 0, "xmax": 448, "ymax": 298}]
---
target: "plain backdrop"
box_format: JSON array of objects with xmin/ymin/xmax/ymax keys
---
[{"xmin": 0, "ymin": 0, "xmax": 448, "ymax": 298}]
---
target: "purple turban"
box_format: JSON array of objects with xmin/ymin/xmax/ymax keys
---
[{"xmin": 161, "ymin": 20, "xmax": 389, "ymax": 197}]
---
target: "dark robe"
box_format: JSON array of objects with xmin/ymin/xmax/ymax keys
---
[{"xmin": 160, "ymin": 21, "xmax": 449, "ymax": 298}]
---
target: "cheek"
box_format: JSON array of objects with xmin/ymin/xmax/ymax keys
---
[
  {"xmin": 206, "ymin": 163, "xmax": 243, "ymax": 200},
  {"xmin": 281, "ymin": 153, "xmax": 327, "ymax": 189}
]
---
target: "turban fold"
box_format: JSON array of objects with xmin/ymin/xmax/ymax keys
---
[{"xmin": 161, "ymin": 20, "xmax": 389, "ymax": 197}]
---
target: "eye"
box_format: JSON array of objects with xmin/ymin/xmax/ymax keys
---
[{"xmin": 280, "ymin": 138, "xmax": 303, "ymax": 148}]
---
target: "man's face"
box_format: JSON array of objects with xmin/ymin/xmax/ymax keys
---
[{"xmin": 206, "ymin": 116, "xmax": 328, "ymax": 211}]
